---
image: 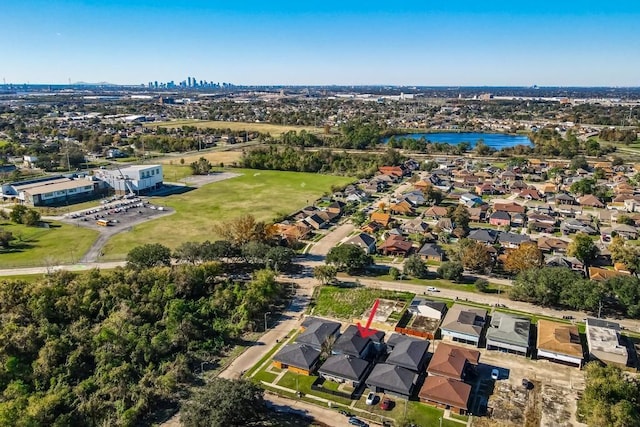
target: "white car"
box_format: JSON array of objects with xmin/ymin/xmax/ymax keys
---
[
  {"xmin": 426, "ymin": 286, "xmax": 439, "ymax": 292},
  {"xmin": 365, "ymin": 392, "xmax": 376, "ymax": 405},
  {"xmin": 491, "ymin": 368, "xmax": 500, "ymax": 380}
]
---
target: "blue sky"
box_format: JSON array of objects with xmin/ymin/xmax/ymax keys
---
[{"xmin": 1, "ymin": 1, "xmax": 639, "ymax": 86}]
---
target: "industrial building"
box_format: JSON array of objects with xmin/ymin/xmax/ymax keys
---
[{"xmin": 92, "ymin": 165, "xmax": 163, "ymax": 195}]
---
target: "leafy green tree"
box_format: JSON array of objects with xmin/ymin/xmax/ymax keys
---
[
  {"xmin": 605, "ymin": 275, "xmax": 640, "ymax": 318},
  {"xmin": 570, "ymin": 178, "xmax": 596, "ymax": 195},
  {"xmin": 22, "ymin": 209, "xmax": 41, "ymax": 226},
  {"xmin": 389, "ymin": 266, "xmax": 400, "ymax": 280},
  {"xmin": 570, "ymin": 155, "xmax": 588, "ymax": 171},
  {"xmin": 352, "ymin": 210, "xmax": 367, "ymax": 226},
  {"xmin": 403, "ymin": 255, "xmax": 429, "ymax": 279},
  {"xmin": 265, "ymin": 246, "xmax": 295, "ymax": 272},
  {"xmin": 174, "ymin": 241, "xmax": 204, "ymax": 264},
  {"xmin": 568, "ymin": 232, "xmax": 599, "ymax": 275},
  {"xmin": 240, "ymin": 241, "xmax": 271, "ymax": 265},
  {"xmin": 510, "ymin": 267, "xmax": 585, "ymax": 307},
  {"xmin": 189, "ymin": 157, "xmax": 213, "ymax": 175},
  {"xmin": 326, "ymin": 244, "xmax": 372, "ymax": 274},
  {"xmin": 474, "ymin": 278, "xmax": 489, "ymax": 292},
  {"xmin": 9, "ymin": 204, "xmax": 28, "ymax": 224},
  {"xmin": 0, "ymin": 229, "xmax": 15, "ymax": 248},
  {"xmin": 448, "ymin": 204, "xmax": 470, "ymax": 232},
  {"xmin": 578, "ymin": 362, "xmax": 640, "ymax": 427},
  {"xmin": 437, "ymin": 261, "xmax": 464, "ymax": 282},
  {"xmin": 456, "ymin": 239, "xmax": 492, "ymax": 273},
  {"xmin": 126, "ymin": 243, "xmax": 172, "ymax": 269},
  {"xmin": 313, "ymin": 265, "xmax": 337, "ymax": 285},
  {"xmin": 181, "ymin": 378, "xmax": 266, "ymax": 427}
]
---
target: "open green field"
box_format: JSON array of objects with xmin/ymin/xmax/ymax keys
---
[
  {"xmin": 0, "ymin": 221, "xmax": 98, "ymax": 268},
  {"xmin": 145, "ymin": 119, "xmax": 325, "ymax": 137},
  {"xmin": 310, "ymin": 286, "xmax": 414, "ymax": 319},
  {"xmin": 100, "ymin": 169, "xmax": 354, "ymax": 260}
]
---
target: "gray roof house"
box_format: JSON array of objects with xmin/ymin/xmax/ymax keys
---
[
  {"xmin": 468, "ymin": 229, "xmax": 498, "ymax": 244},
  {"xmin": 344, "ymin": 233, "xmax": 377, "ymax": 255},
  {"xmin": 417, "ymin": 243, "xmax": 446, "ymax": 261},
  {"xmin": 273, "ymin": 343, "xmax": 321, "ymax": 374},
  {"xmin": 497, "ymin": 231, "xmax": 531, "ymax": 248},
  {"xmin": 332, "ymin": 325, "xmax": 378, "ymax": 358},
  {"xmin": 318, "ymin": 354, "xmax": 372, "ymax": 387},
  {"xmin": 440, "ymin": 304, "xmax": 487, "ymax": 347},
  {"xmin": 297, "ymin": 318, "xmax": 341, "ymax": 350},
  {"xmin": 365, "ymin": 363, "xmax": 417, "ymax": 398},
  {"xmin": 386, "ymin": 335, "xmax": 430, "ymax": 372},
  {"xmin": 485, "ymin": 312, "xmax": 531, "ymax": 356},
  {"xmin": 585, "ymin": 318, "xmax": 628, "ymax": 367}
]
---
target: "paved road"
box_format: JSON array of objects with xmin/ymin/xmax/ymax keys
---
[
  {"xmin": 308, "ymin": 222, "xmax": 354, "ymax": 258},
  {"xmin": 0, "ymin": 261, "xmax": 126, "ymax": 276}
]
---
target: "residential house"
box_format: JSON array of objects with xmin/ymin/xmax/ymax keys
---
[
  {"xmin": 407, "ymin": 299, "xmax": 447, "ymax": 320},
  {"xmin": 390, "ymin": 200, "xmax": 415, "ymax": 216},
  {"xmin": 468, "ymin": 229, "xmax": 498, "ymax": 245},
  {"xmin": 379, "ymin": 235, "xmax": 413, "ymax": 257},
  {"xmin": 402, "ymin": 218, "xmax": 430, "ymax": 235},
  {"xmin": 344, "ymin": 233, "xmax": 377, "ymax": 255},
  {"xmin": 485, "ymin": 312, "xmax": 531, "ymax": 356},
  {"xmin": 370, "ymin": 212, "xmax": 392, "ymax": 228},
  {"xmin": 510, "ymin": 212, "xmax": 525, "ymax": 227},
  {"xmin": 578, "ymin": 195, "xmax": 605, "ymax": 209},
  {"xmin": 304, "ymin": 213, "xmax": 328, "ymax": 230},
  {"xmin": 588, "ymin": 267, "xmax": 629, "ymax": 282},
  {"xmin": 439, "ymin": 304, "xmax": 487, "ymax": 347},
  {"xmin": 419, "ymin": 375, "xmax": 472, "ymax": 415},
  {"xmin": 327, "ymin": 201, "xmax": 345, "ymax": 216},
  {"xmin": 436, "ymin": 217, "xmax": 454, "ymax": 233},
  {"xmin": 519, "ymin": 188, "xmax": 543, "ymax": 201},
  {"xmin": 365, "ymin": 363, "xmax": 416, "ymax": 398},
  {"xmin": 459, "ymin": 193, "xmax": 484, "ymax": 208},
  {"xmin": 585, "ymin": 318, "xmax": 628, "ymax": 368},
  {"xmin": 467, "ymin": 207, "xmax": 486, "ymax": 222},
  {"xmin": 424, "ymin": 206, "xmax": 448, "ymax": 220},
  {"xmin": 272, "ymin": 343, "xmax": 321, "ymax": 375},
  {"xmin": 493, "ymin": 202, "xmax": 525, "ymax": 214},
  {"xmin": 545, "ymin": 255, "xmax": 584, "ymax": 274},
  {"xmin": 497, "ymin": 232, "xmax": 530, "ymax": 249},
  {"xmin": 404, "ymin": 191, "xmax": 427, "ymax": 207},
  {"xmin": 537, "ymin": 237, "xmax": 569, "ymax": 254},
  {"xmin": 386, "ymin": 335, "xmax": 430, "ymax": 372},
  {"xmin": 379, "ymin": 166, "xmax": 407, "ymax": 178},
  {"xmin": 475, "ymin": 182, "xmax": 499, "ymax": 196},
  {"xmin": 417, "ymin": 243, "xmax": 445, "ymax": 262},
  {"xmin": 613, "ymin": 224, "xmax": 638, "ymax": 240},
  {"xmin": 361, "ymin": 221, "xmax": 384, "ymax": 234},
  {"xmin": 560, "ymin": 219, "xmax": 597, "ymax": 235},
  {"xmin": 427, "ymin": 343, "xmax": 480, "ymax": 381},
  {"xmin": 488, "ymin": 211, "xmax": 511, "ymax": 227},
  {"xmin": 318, "ymin": 354, "xmax": 372, "ymax": 387},
  {"xmin": 542, "ymin": 183, "xmax": 557, "ymax": 194},
  {"xmin": 332, "ymin": 325, "xmax": 383, "ymax": 359},
  {"xmin": 276, "ymin": 222, "xmax": 312, "ymax": 243},
  {"xmin": 297, "ymin": 318, "xmax": 341, "ymax": 350},
  {"xmin": 536, "ymin": 320, "xmax": 583, "ymax": 367},
  {"xmin": 553, "ymin": 193, "xmax": 577, "ymax": 206}
]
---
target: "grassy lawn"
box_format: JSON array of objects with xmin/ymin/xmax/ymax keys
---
[
  {"xmin": 277, "ymin": 372, "xmax": 353, "ymax": 406},
  {"xmin": 353, "ymin": 395, "xmax": 406, "ymax": 423},
  {"xmin": 373, "ymin": 274, "xmax": 502, "ymax": 294},
  {"xmin": 146, "ymin": 119, "xmax": 325, "ymax": 137},
  {"xmin": 310, "ymin": 285, "xmax": 414, "ymax": 319},
  {"xmin": 245, "ymin": 329, "xmax": 298, "ymax": 378},
  {"xmin": 406, "ymin": 401, "xmax": 461, "ymax": 427},
  {"xmin": 101, "ymin": 169, "xmax": 354, "ymax": 260},
  {"xmin": 0, "ymin": 221, "xmax": 98, "ymax": 268}
]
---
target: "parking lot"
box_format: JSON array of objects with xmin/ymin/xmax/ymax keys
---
[{"xmin": 61, "ymin": 195, "xmax": 174, "ymax": 232}]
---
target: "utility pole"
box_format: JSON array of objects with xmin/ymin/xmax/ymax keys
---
[{"xmin": 264, "ymin": 311, "xmax": 271, "ymax": 331}]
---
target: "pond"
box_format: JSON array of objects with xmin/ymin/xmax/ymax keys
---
[{"xmin": 385, "ymin": 132, "xmax": 532, "ymax": 149}]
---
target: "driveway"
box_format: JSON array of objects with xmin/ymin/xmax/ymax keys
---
[{"xmin": 308, "ymin": 222, "xmax": 355, "ymax": 258}]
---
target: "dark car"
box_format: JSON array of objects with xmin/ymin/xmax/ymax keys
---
[
  {"xmin": 339, "ymin": 409, "xmax": 352, "ymax": 417},
  {"xmin": 348, "ymin": 417, "xmax": 369, "ymax": 427},
  {"xmin": 380, "ymin": 397, "xmax": 392, "ymax": 410}
]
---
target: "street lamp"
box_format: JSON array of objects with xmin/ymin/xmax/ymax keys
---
[
  {"xmin": 264, "ymin": 311, "xmax": 271, "ymax": 331},
  {"xmin": 439, "ymin": 417, "xmax": 443, "ymax": 427}
]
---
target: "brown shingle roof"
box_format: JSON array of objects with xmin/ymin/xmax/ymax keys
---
[
  {"xmin": 536, "ymin": 320, "xmax": 583, "ymax": 357},
  {"xmin": 419, "ymin": 375, "xmax": 471, "ymax": 410},
  {"xmin": 427, "ymin": 343, "xmax": 480, "ymax": 380}
]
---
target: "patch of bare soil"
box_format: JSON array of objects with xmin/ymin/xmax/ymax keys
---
[{"xmin": 540, "ymin": 384, "xmax": 574, "ymax": 427}]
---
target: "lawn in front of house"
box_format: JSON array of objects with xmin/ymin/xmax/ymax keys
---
[
  {"xmin": 101, "ymin": 169, "xmax": 354, "ymax": 260},
  {"xmin": 310, "ymin": 285, "xmax": 414, "ymax": 319},
  {"xmin": 0, "ymin": 221, "xmax": 98, "ymax": 268},
  {"xmin": 276, "ymin": 371, "xmax": 353, "ymax": 406},
  {"xmin": 406, "ymin": 401, "xmax": 463, "ymax": 427}
]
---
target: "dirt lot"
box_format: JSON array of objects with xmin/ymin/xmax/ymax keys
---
[{"xmin": 473, "ymin": 349, "xmax": 587, "ymax": 427}]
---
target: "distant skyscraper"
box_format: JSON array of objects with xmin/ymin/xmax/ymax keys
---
[{"xmin": 187, "ymin": 77, "xmax": 192, "ymax": 87}]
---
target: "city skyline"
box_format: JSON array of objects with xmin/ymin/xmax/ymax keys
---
[{"xmin": 1, "ymin": 1, "xmax": 639, "ymax": 86}]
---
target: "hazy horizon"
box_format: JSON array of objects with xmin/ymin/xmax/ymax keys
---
[{"xmin": 2, "ymin": 1, "xmax": 639, "ymax": 86}]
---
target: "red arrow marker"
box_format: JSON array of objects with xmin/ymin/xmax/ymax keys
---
[{"xmin": 357, "ymin": 298, "xmax": 380, "ymax": 339}]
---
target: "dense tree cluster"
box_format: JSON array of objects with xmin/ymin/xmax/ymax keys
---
[
  {"xmin": 326, "ymin": 245, "xmax": 373, "ymax": 274},
  {"xmin": 0, "ymin": 260, "xmax": 287, "ymax": 426},
  {"xmin": 9, "ymin": 205, "xmax": 41, "ymax": 226},
  {"xmin": 241, "ymin": 146, "xmax": 403, "ymax": 177},
  {"xmin": 509, "ymin": 267, "xmax": 640, "ymax": 317},
  {"xmin": 578, "ymin": 362, "xmax": 640, "ymax": 427}
]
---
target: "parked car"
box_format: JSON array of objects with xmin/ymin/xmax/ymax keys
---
[
  {"xmin": 491, "ymin": 368, "xmax": 500, "ymax": 380},
  {"xmin": 349, "ymin": 417, "xmax": 369, "ymax": 427},
  {"xmin": 426, "ymin": 286, "xmax": 439, "ymax": 292},
  {"xmin": 339, "ymin": 409, "xmax": 352, "ymax": 417},
  {"xmin": 365, "ymin": 392, "xmax": 376, "ymax": 405},
  {"xmin": 380, "ymin": 397, "xmax": 392, "ymax": 410}
]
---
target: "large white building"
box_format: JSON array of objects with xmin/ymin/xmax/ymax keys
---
[{"xmin": 93, "ymin": 165, "xmax": 163, "ymax": 195}]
